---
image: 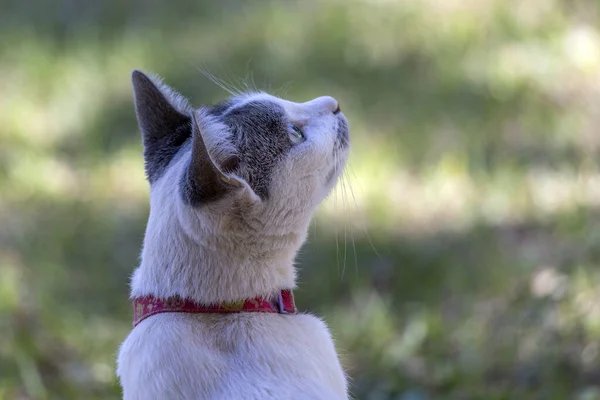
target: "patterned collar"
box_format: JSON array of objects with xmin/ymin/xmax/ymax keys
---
[{"xmin": 132, "ymin": 289, "xmax": 296, "ymax": 327}]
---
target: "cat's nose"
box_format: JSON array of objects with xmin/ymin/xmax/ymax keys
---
[{"xmin": 304, "ymin": 96, "xmax": 340, "ymax": 115}]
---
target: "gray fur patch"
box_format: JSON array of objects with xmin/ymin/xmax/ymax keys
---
[
  {"xmin": 145, "ymin": 123, "xmax": 191, "ymax": 184},
  {"xmin": 206, "ymin": 100, "xmax": 234, "ymax": 117},
  {"xmin": 219, "ymin": 100, "xmax": 292, "ymax": 200}
]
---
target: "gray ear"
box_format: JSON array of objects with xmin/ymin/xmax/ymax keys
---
[
  {"xmin": 180, "ymin": 112, "xmax": 245, "ymax": 206},
  {"xmin": 131, "ymin": 70, "xmax": 192, "ymax": 182}
]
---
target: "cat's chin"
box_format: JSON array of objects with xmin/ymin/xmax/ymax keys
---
[
  {"xmin": 324, "ymin": 165, "xmax": 341, "ymax": 188},
  {"xmin": 323, "ymin": 158, "xmax": 347, "ymax": 193}
]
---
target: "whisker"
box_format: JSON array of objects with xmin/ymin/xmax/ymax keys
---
[
  {"xmin": 212, "ymin": 67, "xmax": 243, "ymax": 95},
  {"xmin": 274, "ymin": 81, "xmax": 294, "ymax": 97},
  {"xmin": 222, "ymin": 70, "xmax": 245, "ymax": 95},
  {"xmin": 344, "ymin": 169, "xmax": 359, "ymax": 275},
  {"xmin": 340, "ymin": 169, "xmax": 349, "ymax": 280},
  {"xmin": 345, "ymin": 164, "xmax": 382, "ymax": 260},
  {"xmin": 198, "ymin": 67, "xmax": 227, "ymax": 92},
  {"xmin": 197, "ymin": 67, "xmax": 240, "ymax": 96},
  {"xmin": 243, "ymin": 59, "xmax": 260, "ymax": 93},
  {"xmin": 200, "ymin": 68, "xmax": 236, "ymax": 95},
  {"xmin": 312, "ymin": 208, "xmax": 317, "ymax": 244},
  {"xmin": 249, "ymin": 69, "xmax": 258, "ymax": 92},
  {"xmin": 238, "ymin": 75, "xmax": 251, "ymax": 93},
  {"xmin": 333, "ymin": 148, "xmax": 340, "ymax": 278},
  {"xmin": 334, "ymin": 186, "xmax": 340, "ymax": 278}
]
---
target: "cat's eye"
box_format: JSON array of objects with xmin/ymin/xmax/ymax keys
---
[{"xmin": 288, "ymin": 124, "xmax": 306, "ymax": 144}]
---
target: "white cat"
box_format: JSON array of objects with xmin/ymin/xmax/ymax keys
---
[{"xmin": 116, "ymin": 70, "xmax": 350, "ymax": 400}]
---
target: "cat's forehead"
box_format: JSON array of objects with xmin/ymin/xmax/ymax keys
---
[
  {"xmin": 207, "ymin": 92, "xmax": 321, "ymax": 124},
  {"xmin": 207, "ymin": 92, "xmax": 285, "ymax": 118},
  {"xmin": 231, "ymin": 92, "xmax": 283, "ymax": 109}
]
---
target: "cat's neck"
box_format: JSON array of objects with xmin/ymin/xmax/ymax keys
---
[{"xmin": 130, "ymin": 195, "xmax": 302, "ymax": 305}]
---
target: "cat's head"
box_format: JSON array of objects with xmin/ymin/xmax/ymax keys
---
[{"xmin": 132, "ymin": 70, "xmax": 349, "ymax": 237}]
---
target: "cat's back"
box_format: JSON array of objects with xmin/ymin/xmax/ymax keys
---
[{"xmin": 117, "ymin": 312, "xmax": 348, "ymax": 400}]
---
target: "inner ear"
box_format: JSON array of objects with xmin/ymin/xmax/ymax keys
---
[{"xmin": 180, "ymin": 111, "xmax": 258, "ymax": 206}]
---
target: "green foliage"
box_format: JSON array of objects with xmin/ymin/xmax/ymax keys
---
[{"xmin": 2, "ymin": 0, "xmax": 600, "ymax": 398}]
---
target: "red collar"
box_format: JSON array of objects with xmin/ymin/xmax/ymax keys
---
[{"xmin": 132, "ymin": 289, "xmax": 296, "ymax": 327}]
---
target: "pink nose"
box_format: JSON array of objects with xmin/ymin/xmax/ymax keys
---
[{"xmin": 304, "ymin": 96, "xmax": 340, "ymax": 114}]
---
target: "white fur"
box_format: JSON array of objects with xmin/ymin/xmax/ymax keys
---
[{"xmin": 117, "ymin": 89, "xmax": 349, "ymax": 400}]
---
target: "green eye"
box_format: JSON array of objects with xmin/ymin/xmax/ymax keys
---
[{"xmin": 288, "ymin": 123, "xmax": 305, "ymax": 144}]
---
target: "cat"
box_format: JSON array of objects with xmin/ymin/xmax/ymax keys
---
[{"xmin": 116, "ymin": 70, "xmax": 350, "ymax": 400}]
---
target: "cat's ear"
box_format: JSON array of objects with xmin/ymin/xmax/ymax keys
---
[
  {"xmin": 132, "ymin": 70, "xmax": 193, "ymax": 181},
  {"xmin": 180, "ymin": 110, "xmax": 260, "ymax": 205},
  {"xmin": 132, "ymin": 70, "xmax": 192, "ymax": 143}
]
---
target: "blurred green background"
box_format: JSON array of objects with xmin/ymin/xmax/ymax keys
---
[{"xmin": 2, "ymin": 0, "xmax": 600, "ymax": 399}]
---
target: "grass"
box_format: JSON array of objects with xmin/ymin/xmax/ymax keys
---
[{"xmin": 1, "ymin": 0, "xmax": 600, "ymax": 398}]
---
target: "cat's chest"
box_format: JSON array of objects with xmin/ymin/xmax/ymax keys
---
[{"xmin": 117, "ymin": 313, "xmax": 348, "ymax": 400}]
